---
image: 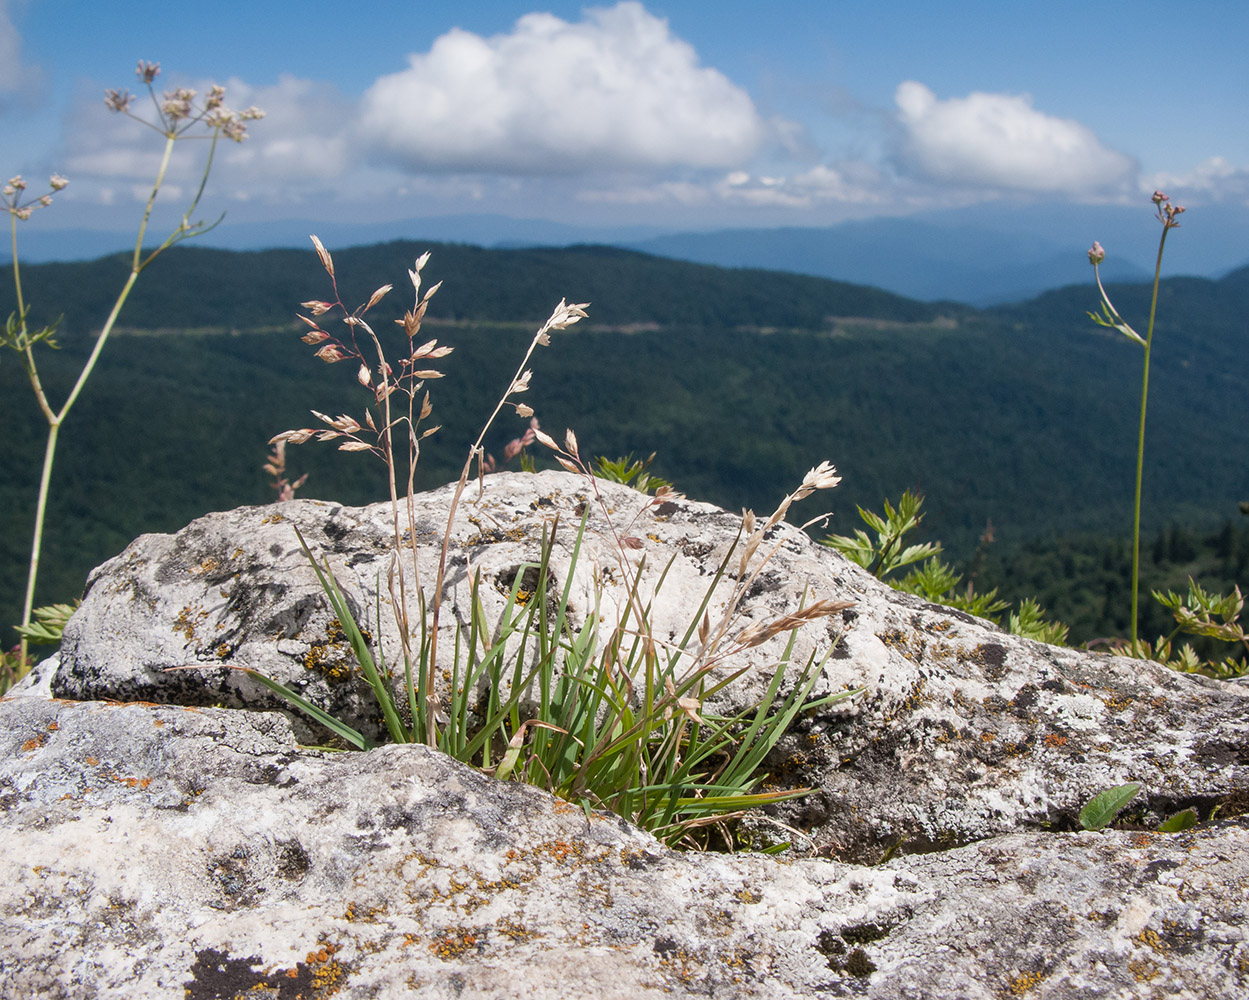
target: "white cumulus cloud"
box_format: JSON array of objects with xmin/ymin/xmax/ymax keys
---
[
  {"xmin": 358, "ymin": 1, "xmax": 765, "ymax": 174},
  {"xmin": 1144, "ymin": 156, "xmax": 1249, "ymax": 204},
  {"xmin": 894, "ymin": 80, "xmax": 1137, "ymax": 195}
]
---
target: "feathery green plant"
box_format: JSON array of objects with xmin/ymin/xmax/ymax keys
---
[
  {"xmin": 823, "ymin": 490, "xmax": 1068, "ymax": 642},
  {"xmin": 3, "ymin": 61, "xmax": 262, "ymax": 672}
]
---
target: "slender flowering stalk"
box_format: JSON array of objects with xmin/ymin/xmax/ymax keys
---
[
  {"xmin": 3, "ymin": 62, "xmax": 262, "ymax": 668},
  {"xmin": 1087, "ymin": 191, "xmax": 1185, "ymax": 646}
]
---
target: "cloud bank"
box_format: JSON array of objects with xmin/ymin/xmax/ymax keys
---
[
  {"xmin": 893, "ymin": 81, "xmax": 1137, "ymax": 196},
  {"xmin": 358, "ymin": 1, "xmax": 764, "ymax": 173}
]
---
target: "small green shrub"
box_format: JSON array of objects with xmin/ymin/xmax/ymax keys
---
[{"xmin": 822, "ymin": 490, "xmax": 1067, "ymax": 642}]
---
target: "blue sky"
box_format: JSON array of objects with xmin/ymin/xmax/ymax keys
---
[{"xmin": 3, "ymin": 0, "xmax": 1247, "ymax": 238}]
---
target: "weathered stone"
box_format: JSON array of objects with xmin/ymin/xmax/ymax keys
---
[
  {"xmin": 2, "ymin": 696, "xmax": 1246, "ymax": 1000},
  {"xmin": 50, "ymin": 471, "xmax": 1249, "ymax": 862}
]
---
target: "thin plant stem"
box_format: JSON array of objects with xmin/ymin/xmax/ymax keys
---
[
  {"xmin": 424, "ymin": 308, "xmax": 576, "ymax": 743},
  {"xmin": 1129, "ymin": 223, "xmax": 1171, "ymax": 646},
  {"xmin": 14, "ymin": 116, "xmax": 237, "ymax": 664}
]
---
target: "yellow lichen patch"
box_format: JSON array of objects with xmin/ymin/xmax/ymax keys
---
[
  {"xmin": 1103, "ymin": 694, "xmax": 1134, "ymax": 712},
  {"xmin": 1007, "ymin": 970, "xmax": 1045, "ymax": 994},
  {"xmin": 302, "ymin": 618, "xmax": 361, "ymax": 684},
  {"xmin": 1135, "ymin": 928, "xmax": 1165, "ymax": 951},
  {"xmin": 494, "ymin": 917, "xmax": 540, "ymax": 942},
  {"xmin": 734, "ymin": 887, "xmax": 762, "ymax": 904},
  {"xmin": 260, "ymin": 513, "xmax": 286, "ymax": 525},
  {"xmin": 980, "ymin": 731, "xmax": 996, "ymax": 743},
  {"xmin": 190, "ymin": 557, "xmax": 220, "ymax": 576},
  {"xmin": 1129, "ymin": 958, "xmax": 1160, "ymax": 982},
  {"xmin": 173, "ymin": 605, "xmax": 209, "ymax": 641}
]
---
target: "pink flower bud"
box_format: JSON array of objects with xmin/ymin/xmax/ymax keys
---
[{"xmin": 1087, "ymin": 241, "xmax": 1106, "ymax": 265}]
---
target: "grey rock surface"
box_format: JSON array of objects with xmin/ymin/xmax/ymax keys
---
[
  {"xmin": 2, "ymin": 696, "xmax": 1246, "ymax": 1000},
  {"xmin": 52, "ymin": 471, "xmax": 1249, "ymax": 862}
]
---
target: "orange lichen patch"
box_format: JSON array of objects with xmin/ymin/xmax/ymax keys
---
[
  {"xmin": 980, "ymin": 731, "xmax": 996, "ymax": 743},
  {"xmin": 261, "ymin": 513, "xmax": 286, "ymax": 524},
  {"xmin": 153, "ymin": 719, "xmax": 165, "ymax": 728},
  {"xmin": 535, "ymin": 839, "xmax": 584, "ymax": 864},
  {"xmin": 429, "ymin": 927, "xmax": 483, "ymax": 960},
  {"xmin": 1044, "ymin": 733, "xmax": 1068, "ymax": 748},
  {"xmin": 105, "ymin": 771, "xmax": 152, "ymax": 790},
  {"xmin": 46, "ymin": 721, "xmax": 58, "ymax": 731},
  {"xmin": 21, "ymin": 736, "xmax": 44, "ymax": 752},
  {"xmin": 1131, "ymin": 833, "xmax": 1155, "ymax": 849}
]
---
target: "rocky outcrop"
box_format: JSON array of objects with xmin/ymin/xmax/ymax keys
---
[
  {"xmin": 2, "ymin": 697, "xmax": 1246, "ymax": 999},
  {"xmin": 3, "ymin": 470, "xmax": 1247, "ymax": 998}
]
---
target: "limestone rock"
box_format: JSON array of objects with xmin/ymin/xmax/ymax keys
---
[
  {"xmin": 51, "ymin": 470, "xmax": 1249, "ymax": 862},
  {"xmin": 2, "ymin": 696, "xmax": 1246, "ymax": 1000}
]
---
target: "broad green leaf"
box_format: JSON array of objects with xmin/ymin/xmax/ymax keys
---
[
  {"xmin": 1157, "ymin": 807, "xmax": 1197, "ymax": 833},
  {"xmin": 1079, "ymin": 782, "xmax": 1141, "ymax": 831}
]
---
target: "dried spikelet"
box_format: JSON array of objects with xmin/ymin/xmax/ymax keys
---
[
  {"xmin": 270, "ymin": 429, "xmax": 316, "ymax": 445},
  {"xmin": 364, "ymin": 283, "xmax": 392, "ymax": 311},
  {"xmin": 309, "ymin": 235, "xmax": 334, "ymax": 277},
  {"xmin": 564, "ymin": 428, "xmax": 579, "ymax": 457},
  {"xmin": 555, "ymin": 456, "xmax": 580, "ymax": 475},
  {"xmin": 533, "ymin": 428, "xmax": 561, "ymax": 452},
  {"xmin": 735, "ymin": 599, "xmax": 856, "ymax": 649},
  {"xmin": 300, "ymin": 330, "xmax": 330, "ymax": 345},
  {"xmin": 338, "ymin": 441, "xmax": 374, "ymax": 452}
]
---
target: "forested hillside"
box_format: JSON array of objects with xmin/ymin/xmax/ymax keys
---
[{"xmin": 3, "ymin": 242, "xmax": 1246, "ymax": 646}]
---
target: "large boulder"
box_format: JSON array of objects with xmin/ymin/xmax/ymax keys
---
[
  {"xmin": 48, "ymin": 470, "xmax": 1249, "ymax": 862},
  {"xmin": 2, "ymin": 696, "xmax": 1246, "ymax": 999}
]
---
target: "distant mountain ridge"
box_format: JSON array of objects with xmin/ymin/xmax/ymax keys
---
[{"xmin": 9, "ymin": 201, "xmax": 1248, "ymax": 306}]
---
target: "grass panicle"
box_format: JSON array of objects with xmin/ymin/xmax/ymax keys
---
[{"xmin": 247, "ymin": 241, "xmax": 859, "ymax": 848}]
